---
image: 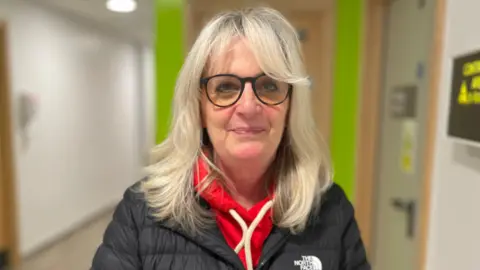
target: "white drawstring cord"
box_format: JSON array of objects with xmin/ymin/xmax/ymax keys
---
[{"xmin": 228, "ymin": 200, "xmax": 274, "ymax": 270}]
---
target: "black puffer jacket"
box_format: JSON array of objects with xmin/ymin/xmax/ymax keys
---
[{"xmin": 91, "ymin": 181, "xmax": 370, "ymax": 270}]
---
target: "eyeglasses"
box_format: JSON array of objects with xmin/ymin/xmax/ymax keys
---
[{"xmin": 200, "ymin": 73, "xmax": 292, "ymax": 107}]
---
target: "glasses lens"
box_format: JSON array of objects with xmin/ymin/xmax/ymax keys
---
[
  {"xmin": 206, "ymin": 76, "xmax": 242, "ymax": 106},
  {"xmin": 254, "ymin": 75, "xmax": 290, "ymax": 104}
]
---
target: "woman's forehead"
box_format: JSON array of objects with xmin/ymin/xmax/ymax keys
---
[{"xmin": 205, "ymin": 38, "xmax": 260, "ymax": 75}]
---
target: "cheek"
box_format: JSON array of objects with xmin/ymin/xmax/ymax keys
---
[
  {"xmin": 268, "ymin": 105, "xmax": 289, "ymax": 130},
  {"xmin": 202, "ymin": 104, "xmax": 233, "ymax": 132},
  {"xmin": 201, "ymin": 97, "xmax": 219, "ymax": 127}
]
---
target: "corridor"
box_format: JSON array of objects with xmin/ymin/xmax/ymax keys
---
[
  {"xmin": 21, "ymin": 210, "xmax": 112, "ymax": 270},
  {"xmin": 0, "ymin": 0, "xmax": 479, "ymax": 270}
]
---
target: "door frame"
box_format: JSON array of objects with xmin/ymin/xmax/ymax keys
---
[
  {"xmin": 0, "ymin": 21, "xmax": 20, "ymax": 268},
  {"xmin": 355, "ymin": 0, "xmax": 446, "ymax": 269}
]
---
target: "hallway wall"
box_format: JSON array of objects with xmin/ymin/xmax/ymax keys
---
[
  {"xmin": 0, "ymin": 0, "xmax": 145, "ymax": 255},
  {"xmin": 141, "ymin": 46, "xmax": 156, "ymax": 163},
  {"xmin": 426, "ymin": 0, "xmax": 480, "ymax": 269}
]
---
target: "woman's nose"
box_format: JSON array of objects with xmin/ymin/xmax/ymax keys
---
[{"xmin": 236, "ymin": 83, "xmax": 260, "ymax": 114}]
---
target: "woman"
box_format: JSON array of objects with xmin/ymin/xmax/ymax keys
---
[{"xmin": 91, "ymin": 6, "xmax": 370, "ymax": 270}]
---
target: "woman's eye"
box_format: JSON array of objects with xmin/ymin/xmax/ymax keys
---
[
  {"xmin": 216, "ymin": 83, "xmax": 238, "ymax": 91},
  {"xmin": 262, "ymin": 83, "xmax": 278, "ymax": 91}
]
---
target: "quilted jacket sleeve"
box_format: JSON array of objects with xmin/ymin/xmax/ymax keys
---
[
  {"xmin": 338, "ymin": 186, "xmax": 372, "ymax": 270},
  {"xmin": 91, "ymin": 188, "xmax": 142, "ymax": 270}
]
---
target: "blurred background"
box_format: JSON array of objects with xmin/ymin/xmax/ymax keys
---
[{"xmin": 0, "ymin": 0, "xmax": 478, "ymax": 269}]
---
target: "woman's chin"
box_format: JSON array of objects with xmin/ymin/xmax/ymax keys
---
[{"xmin": 229, "ymin": 142, "xmax": 267, "ymax": 160}]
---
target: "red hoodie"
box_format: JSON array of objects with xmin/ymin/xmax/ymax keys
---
[{"xmin": 193, "ymin": 157, "xmax": 274, "ymax": 270}]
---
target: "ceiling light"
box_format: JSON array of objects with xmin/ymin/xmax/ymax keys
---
[{"xmin": 106, "ymin": 0, "xmax": 137, "ymax": 13}]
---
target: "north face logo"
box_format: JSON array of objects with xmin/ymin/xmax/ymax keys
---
[{"xmin": 293, "ymin": 255, "xmax": 322, "ymax": 270}]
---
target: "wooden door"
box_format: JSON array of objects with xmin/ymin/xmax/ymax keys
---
[
  {"xmin": 0, "ymin": 21, "xmax": 19, "ymax": 269},
  {"xmin": 370, "ymin": 0, "xmax": 437, "ymax": 268},
  {"xmin": 288, "ymin": 11, "xmax": 333, "ymax": 142},
  {"xmin": 0, "ymin": 142, "xmax": 8, "ymax": 268},
  {"xmin": 356, "ymin": 0, "xmax": 446, "ymax": 268}
]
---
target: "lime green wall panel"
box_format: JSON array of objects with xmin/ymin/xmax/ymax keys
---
[
  {"xmin": 331, "ymin": 0, "xmax": 363, "ymax": 201},
  {"xmin": 155, "ymin": 0, "xmax": 184, "ymax": 143}
]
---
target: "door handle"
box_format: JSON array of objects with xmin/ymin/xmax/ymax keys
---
[{"xmin": 390, "ymin": 198, "xmax": 416, "ymax": 239}]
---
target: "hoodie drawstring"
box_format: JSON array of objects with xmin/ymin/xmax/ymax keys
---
[{"xmin": 228, "ymin": 200, "xmax": 274, "ymax": 270}]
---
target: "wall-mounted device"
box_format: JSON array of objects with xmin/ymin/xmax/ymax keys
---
[{"xmin": 447, "ymin": 49, "xmax": 480, "ymax": 147}]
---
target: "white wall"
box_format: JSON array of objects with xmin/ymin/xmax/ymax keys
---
[
  {"xmin": 140, "ymin": 46, "xmax": 156, "ymax": 165},
  {"xmin": 0, "ymin": 0, "xmax": 150, "ymax": 255},
  {"xmin": 426, "ymin": 0, "xmax": 480, "ymax": 269}
]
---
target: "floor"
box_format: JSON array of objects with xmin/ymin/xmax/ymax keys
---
[{"xmin": 20, "ymin": 210, "xmax": 113, "ymax": 270}]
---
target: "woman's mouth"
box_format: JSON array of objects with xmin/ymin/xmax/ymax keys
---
[{"xmin": 230, "ymin": 127, "xmax": 265, "ymax": 135}]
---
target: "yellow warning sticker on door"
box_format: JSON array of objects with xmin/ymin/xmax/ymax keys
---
[{"xmin": 400, "ymin": 120, "xmax": 417, "ymax": 174}]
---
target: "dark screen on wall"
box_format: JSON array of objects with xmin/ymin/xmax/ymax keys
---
[{"xmin": 447, "ymin": 50, "xmax": 480, "ymax": 144}]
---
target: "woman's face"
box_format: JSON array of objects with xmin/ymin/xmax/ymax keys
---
[{"xmin": 201, "ymin": 39, "xmax": 289, "ymax": 164}]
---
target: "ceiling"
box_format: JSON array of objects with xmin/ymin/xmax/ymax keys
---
[
  {"xmin": 190, "ymin": 0, "xmax": 333, "ymax": 13},
  {"xmin": 31, "ymin": 0, "xmax": 154, "ymax": 44},
  {"xmin": 29, "ymin": 0, "xmax": 332, "ymax": 45}
]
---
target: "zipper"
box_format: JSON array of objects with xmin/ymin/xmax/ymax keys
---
[
  {"xmin": 157, "ymin": 222, "xmax": 245, "ymax": 270},
  {"xmin": 254, "ymin": 235, "xmax": 289, "ymax": 270}
]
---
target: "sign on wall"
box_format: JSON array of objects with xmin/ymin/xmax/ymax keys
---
[
  {"xmin": 390, "ymin": 84, "xmax": 417, "ymax": 118},
  {"xmin": 447, "ymin": 49, "xmax": 480, "ymax": 145}
]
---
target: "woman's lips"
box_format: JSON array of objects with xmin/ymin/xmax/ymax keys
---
[{"xmin": 230, "ymin": 127, "xmax": 265, "ymax": 135}]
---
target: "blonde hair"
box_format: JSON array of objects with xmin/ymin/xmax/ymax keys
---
[{"xmin": 142, "ymin": 6, "xmax": 332, "ymax": 235}]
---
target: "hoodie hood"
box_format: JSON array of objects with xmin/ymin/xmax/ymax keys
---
[{"xmin": 193, "ymin": 157, "xmax": 274, "ymax": 270}]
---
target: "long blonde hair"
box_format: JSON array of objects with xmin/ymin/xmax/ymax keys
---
[{"xmin": 142, "ymin": 6, "xmax": 332, "ymax": 235}]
